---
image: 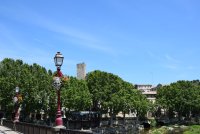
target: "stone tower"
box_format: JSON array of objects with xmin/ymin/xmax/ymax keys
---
[{"xmin": 77, "ymin": 63, "xmax": 86, "ymax": 80}]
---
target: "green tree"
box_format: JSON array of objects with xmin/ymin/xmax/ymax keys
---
[
  {"xmin": 86, "ymin": 70, "xmax": 149, "ymax": 125},
  {"xmin": 133, "ymin": 90, "xmax": 150, "ymax": 120},
  {"xmin": 113, "ymin": 81, "xmax": 136, "ymax": 124},
  {"xmin": 0, "ymin": 58, "xmax": 54, "ymax": 120},
  {"xmin": 157, "ymin": 80, "xmax": 200, "ymax": 120},
  {"xmin": 62, "ymin": 77, "xmax": 92, "ymax": 112},
  {"xmin": 86, "ymin": 70, "xmax": 125, "ymax": 126}
]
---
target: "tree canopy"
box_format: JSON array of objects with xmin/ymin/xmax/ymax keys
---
[
  {"xmin": 0, "ymin": 58, "xmax": 150, "ymax": 123},
  {"xmin": 156, "ymin": 80, "xmax": 200, "ymax": 119},
  {"xmin": 86, "ymin": 70, "xmax": 149, "ymax": 125}
]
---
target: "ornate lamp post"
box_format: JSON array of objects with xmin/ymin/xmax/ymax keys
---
[
  {"xmin": 13, "ymin": 86, "xmax": 20, "ymax": 122},
  {"xmin": 53, "ymin": 52, "xmax": 64, "ymax": 127}
]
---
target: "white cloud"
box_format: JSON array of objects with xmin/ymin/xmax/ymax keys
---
[
  {"xmin": 165, "ymin": 54, "xmax": 180, "ymax": 63},
  {"xmin": 147, "ymin": 51, "xmax": 163, "ymax": 61},
  {"xmin": 0, "ymin": 5, "xmax": 114, "ymax": 54},
  {"xmin": 187, "ymin": 66, "xmax": 195, "ymax": 70},
  {"xmin": 164, "ymin": 64, "xmax": 178, "ymax": 70}
]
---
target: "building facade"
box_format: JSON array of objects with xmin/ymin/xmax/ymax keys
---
[{"xmin": 135, "ymin": 84, "xmax": 157, "ymax": 103}]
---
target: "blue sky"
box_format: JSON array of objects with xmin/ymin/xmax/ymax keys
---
[{"xmin": 0, "ymin": 0, "xmax": 200, "ymax": 85}]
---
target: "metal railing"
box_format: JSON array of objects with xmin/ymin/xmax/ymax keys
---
[
  {"xmin": 3, "ymin": 120, "xmax": 52, "ymax": 134},
  {"xmin": 60, "ymin": 129, "xmax": 92, "ymax": 134},
  {"xmin": 2, "ymin": 120, "xmax": 92, "ymax": 134}
]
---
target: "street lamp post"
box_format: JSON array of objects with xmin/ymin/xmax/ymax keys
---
[
  {"xmin": 53, "ymin": 52, "xmax": 64, "ymax": 127},
  {"xmin": 13, "ymin": 86, "xmax": 20, "ymax": 122}
]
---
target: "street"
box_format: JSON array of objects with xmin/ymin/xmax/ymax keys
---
[{"xmin": 0, "ymin": 125, "xmax": 21, "ymax": 134}]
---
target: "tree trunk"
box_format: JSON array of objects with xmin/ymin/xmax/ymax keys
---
[
  {"xmin": 178, "ymin": 112, "xmax": 182, "ymax": 121},
  {"xmin": 109, "ymin": 108, "xmax": 114, "ymax": 127},
  {"xmin": 123, "ymin": 111, "xmax": 126, "ymax": 125}
]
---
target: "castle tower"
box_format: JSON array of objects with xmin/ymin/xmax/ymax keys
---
[{"xmin": 77, "ymin": 63, "xmax": 86, "ymax": 80}]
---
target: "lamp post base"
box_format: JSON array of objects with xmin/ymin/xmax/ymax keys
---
[
  {"xmin": 13, "ymin": 120, "xmax": 19, "ymax": 123},
  {"xmin": 52, "ymin": 125, "xmax": 66, "ymax": 133},
  {"xmin": 13, "ymin": 112, "xmax": 19, "ymax": 123},
  {"xmin": 55, "ymin": 117, "xmax": 63, "ymax": 126}
]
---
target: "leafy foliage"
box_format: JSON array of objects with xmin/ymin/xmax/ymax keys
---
[
  {"xmin": 184, "ymin": 125, "xmax": 200, "ymax": 134},
  {"xmin": 156, "ymin": 80, "xmax": 200, "ymax": 119},
  {"xmin": 86, "ymin": 70, "xmax": 149, "ymax": 125},
  {"xmin": 0, "ymin": 58, "xmax": 54, "ymax": 119},
  {"xmin": 0, "ymin": 58, "xmax": 150, "ymax": 123},
  {"xmin": 62, "ymin": 77, "xmax": 92, "ymax": 111}
]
